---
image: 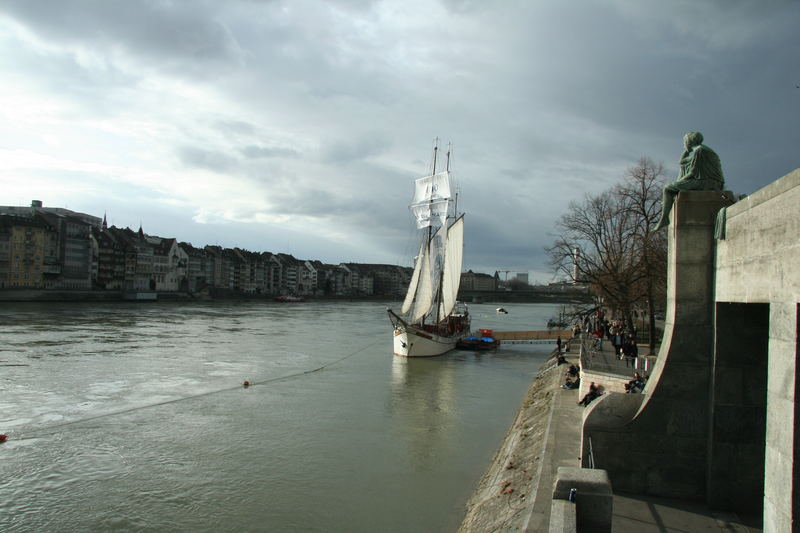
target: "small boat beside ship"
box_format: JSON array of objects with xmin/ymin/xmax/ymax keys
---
[
  {"xmin": 456, "ymin": 328, "xmax": 500, "ymax": 351},
  {"xmin": 388, "ymin": 141, "xmax": 470, "ymax": 357},
  {"xmin": 456, "ymin": 334, "xmax": 500, "ymax": 351}
]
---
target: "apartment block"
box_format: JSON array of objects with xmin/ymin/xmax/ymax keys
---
[{"xmin": 0, "ymin": 201, "xmax": 442, "ymax": 299}]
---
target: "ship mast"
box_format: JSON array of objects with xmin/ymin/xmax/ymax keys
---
[
  {"xmin": 433, "ymin": 144, "xmax": 452, "ymax": 327},
  {"xmin": 447, "ymin": 143, "xmax": 457, "ymax": 218},
  {"xmin": 421, "ymin": 139, "xmax": 439, "ymax": 327}
]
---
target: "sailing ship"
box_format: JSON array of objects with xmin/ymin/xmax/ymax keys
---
[{"xmin": 388, "ymin": 142, "xmax": 470, "ymax": 357}]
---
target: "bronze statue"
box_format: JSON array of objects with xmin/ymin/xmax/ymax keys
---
[{"xmin": 653, "ymin": 132, "xmax": 725, "ymax": 230}]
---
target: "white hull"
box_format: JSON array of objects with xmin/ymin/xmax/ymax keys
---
[{"xmin": 393, "ymin": 324, "xmax": 462, "ymax": 357}]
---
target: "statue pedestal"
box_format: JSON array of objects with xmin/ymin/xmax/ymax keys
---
[{"xmin": 581, "ymin": 190, "xmax": 733, "ymax": 499}]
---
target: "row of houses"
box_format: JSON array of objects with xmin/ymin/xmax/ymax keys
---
[{"xmin": 0, "ymin": 202, "xmax": 414, "ymax": 296}]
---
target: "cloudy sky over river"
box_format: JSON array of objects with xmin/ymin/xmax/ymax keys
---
[{"xmin": 1, "ymin": 1, "xmax": 797, "ymax": 281}]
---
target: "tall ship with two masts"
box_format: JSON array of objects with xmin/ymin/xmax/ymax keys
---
[{"xmin": 388, "ymin": 142, "xmax": 470, "ymax": 357}]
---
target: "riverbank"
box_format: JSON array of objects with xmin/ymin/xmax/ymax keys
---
[
  {"xmin": 458, "ymin": 352, "xmax": 581, "ymax": 532},
  {"xmin": 0, "ymin": 287, "xmax": 589, "ymax": 304},
  {"xmin": 0, "ymin": 289, "xmax": 398, "ymax": 303}
]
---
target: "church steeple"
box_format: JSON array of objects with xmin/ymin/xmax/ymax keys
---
[
  {"xmin": 102, "ymin": 212, "xmax": 108, "ymax": 230},
  {"xmin": 138, "ymin": 222, "xmax": 144, "ymax": 238}
]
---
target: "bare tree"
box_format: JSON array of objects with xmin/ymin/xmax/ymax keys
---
[
  {"xmin": 616, "ymin": 157, "xmax": 667, "ymax": 353},
  {"xmin": 547, "ymin": 157, "xmax": 666, "ymax": 353}
]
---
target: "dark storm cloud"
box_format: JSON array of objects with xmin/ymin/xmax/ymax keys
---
[
  {"xmin": 509, "ymin": 0, "xmax": 800, "ymax": 193},
  {"xmin": 0, "ymin": 0, "xmax": 244, "ymax": 68}
]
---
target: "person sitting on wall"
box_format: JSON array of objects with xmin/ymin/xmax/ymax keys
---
[
  {"xmin": 625, "ymin": 372, "xmax": 646, "ymax": 394},
  {"xmin": 653, "ymin": 131, "xmax": 725, "ymax": 231},
  {"xmin": 565, "ymin": 363, "xmax": 580, "ymax": 378},
  {"xmin": 578, "ymin": 382, "xmax": 602, "ymax": 406},
  {"xmin": 562, "ymin": 376, "xmax": 580, "ymax": 390}
]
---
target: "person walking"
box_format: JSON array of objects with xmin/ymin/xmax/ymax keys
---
[{"xmin": 622, "ymin": 338, "xmax": 638, "ymax": 367}]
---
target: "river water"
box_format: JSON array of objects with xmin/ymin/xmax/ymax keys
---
[{"xmin": 0, "ymin": 301, "xmax": 560, "ymax": 532}]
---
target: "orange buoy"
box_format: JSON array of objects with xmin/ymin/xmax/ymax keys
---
[
  {"xmin": 243, "ymin": 380, "xmax": 251, "ymax": 387},
  {"xmin": 0, "ymin": 434, "xmax": 8, "ymax": 443}
]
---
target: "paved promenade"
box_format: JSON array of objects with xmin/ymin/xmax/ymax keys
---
[
  {"xmin": 459, "ymin": 348, "xmax": 762, "ymax": 532},
  {"xmin": 567, "ymin": 340, "xmax": 761, "ymax": 532},
  {"xmin": 579, "ymin": 337, "xmax": 656, "ymax": 378},
  {"xmin": 525, "ymin": 365, "xmax": 582, "ymax": 531}
]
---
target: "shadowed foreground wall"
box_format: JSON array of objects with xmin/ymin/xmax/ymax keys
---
[
  {"xmin": 715, "ymin": 169, "xmax": 800, "ymax": 533},
  {"xmin": 708, "ymin": 302, "xmax": 768, "ymax": 514}
]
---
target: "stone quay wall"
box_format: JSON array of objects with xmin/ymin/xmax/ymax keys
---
[{"xmin": 458, "ymin": 356, "xmax": 563, "ymax": 533}]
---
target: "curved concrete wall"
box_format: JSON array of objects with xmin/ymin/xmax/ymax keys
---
[{"xmin": 582, "ymin": 190, "xmax": 733, "ymax": 498}]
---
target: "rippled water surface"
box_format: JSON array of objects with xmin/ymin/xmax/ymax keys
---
[{"xmin": 0, "ymin": 300, "xmax": 559, "ymax": 532}]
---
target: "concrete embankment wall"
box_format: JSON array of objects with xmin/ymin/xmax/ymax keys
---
[
  {"xmin": 577, "ymin": 372, "xmax": 629, "ymax": 400},
  {"xmin": 0, "ymin": 289, "xmax": 202, "ymax": 302},
  {"xmin": 0, "ymin": 289, "xmax": 394, "ymax": 303},
  {"xmin": 0, "ymin": 289, "xmax": 127, "ymax": 302},
  {"xmin": 459, "ymin": 334, "xmax": 590, "ymax": 532},
  {"xmin": 459, "ymin": 355, "xmax": 574, "ymax": 533}
]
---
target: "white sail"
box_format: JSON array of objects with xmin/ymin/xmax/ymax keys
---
[
  {"xmin": 412, "ymin": 171, "xmax": 452, "ymax": 205},
  {"xmin": 439, "ymin": 215, "xmax": 464, "ymax": 319},
  {"xmin": 400, "ymin": 240, "xmax": 426, "ymax": 314},
  {"xmin": 410, "ymin": 171, "xmax": 452, "ymax": 229},
  {"xmin": 411, "ymin": 199, "xmax": 450, "ymax": 229},
  {"xmin": 409, "ymin": 243, "xmax": 434, "ymax": 323}
]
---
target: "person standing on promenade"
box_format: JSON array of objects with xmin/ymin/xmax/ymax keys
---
[{"xmin": 622, "ymin": 337, "xmax": 638, "ymax": 367}]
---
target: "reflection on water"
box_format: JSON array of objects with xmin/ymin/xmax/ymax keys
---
[
  {"xmin": 390, "ymin": 356, "xmax": 461, "ymax": 471},
  {"xmin": 0, "ymin": 301, "xmax": 559, "ymax": 532}
]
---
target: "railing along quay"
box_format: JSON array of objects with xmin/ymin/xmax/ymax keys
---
[{"xmin": 578, "ymin": 334, "xmax": 656, "ymax": 377}]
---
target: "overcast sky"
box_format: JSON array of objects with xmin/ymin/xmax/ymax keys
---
[{"xmin": 1, "ymin": 1, "xmax": 798, "ymax": 282}]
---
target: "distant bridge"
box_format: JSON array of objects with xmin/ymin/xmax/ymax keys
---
[{"xmin": 491, "ymin": 329, "xmax": 572, "ymax": 345}]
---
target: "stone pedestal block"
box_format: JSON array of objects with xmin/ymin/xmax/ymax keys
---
[
  {"xmin": 552, "ymin": 467, "xmax": 613, "ymax": 533},
  {"xmin": 548, "ymin": 500, "xmax": 577, "ymax": 533}
]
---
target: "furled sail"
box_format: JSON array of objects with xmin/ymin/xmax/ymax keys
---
[
  {"xmin": 438, "ymin": 215, "xmax": 464, "ymax": 319},
  {"xmin": 409, "ymin": 245, "xmax": 434, "ymax": 323},
  {"xmin": 400, "ymin": 240, "xmax": 426, "ymax": 314},
  {"xmin": 409, "ymin": 246, "xmax": 433, "ymax": 323},
  {"xmin": 410, "ymin": 171, "xmax": 452, "ymax": 229}
]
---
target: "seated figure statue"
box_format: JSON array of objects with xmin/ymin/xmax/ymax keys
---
[{"xmin": 653, "ymin": 132, "xmax": 725, "ymax": 231}]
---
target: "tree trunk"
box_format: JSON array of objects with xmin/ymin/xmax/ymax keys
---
[{"xmin": 647, "ymin": 287, "xmax": 656, "ymax": 355}]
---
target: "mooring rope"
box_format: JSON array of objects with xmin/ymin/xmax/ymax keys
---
[{"xmin": 5, "ymin": 338, "xmax": 383, "ymax": 442}]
